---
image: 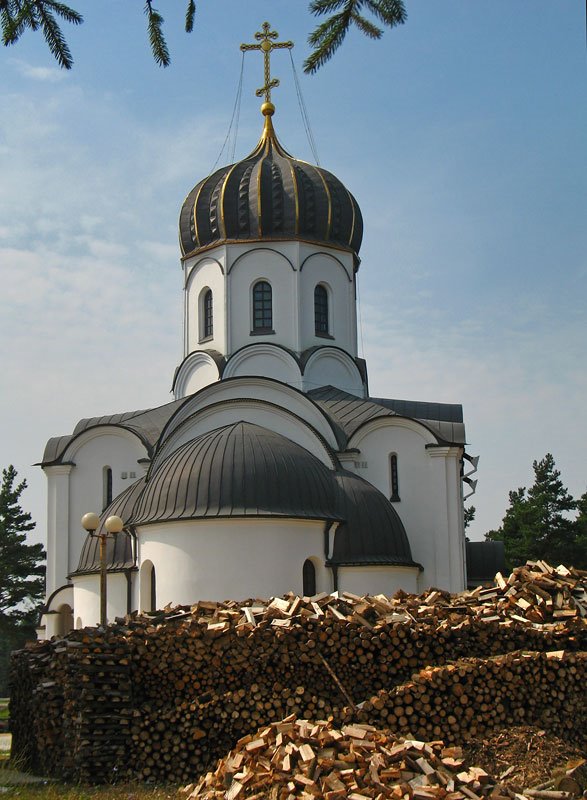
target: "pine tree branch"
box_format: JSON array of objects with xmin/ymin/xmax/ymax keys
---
[
  {"xmin": 305, "ymin": 0, "xmax": 406, "ymax": 73},
  {"xmin": 144, "ymin": 0, "xmax": 170, "ymax": 67},
  {"xmin": 350, "ymin": 11, "xmax": 383, "ymax": 39},
  {"xmin": 185, "ymin": 0, "xmax": 195, "ymax": 33},
  {"xmin": 36, "ymin": 3, "xmax": 73, "ymax": 69}
]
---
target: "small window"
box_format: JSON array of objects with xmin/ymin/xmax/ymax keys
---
[
  {"xmin": 252, "ymin": 280, "xmax": 273, "ymax": 332},
  {"xmin": 150, "ymin": 565, "xmax": 157, "ymax": 612},
  {"xmin": 103, "ymin": 466, "xmax": 113, "ymax": 509},
  {"xmin": 314, "ymin": 284, "xmax": 329, "ymax": 335},
  {"xmin": 203, "ymin": 288, "xmax": 213, "ymax": 338},
  {"xmin": 303, "ymin": 559, "xmax": 316, "ymax": 596},
  {"xmin": 390, "ymin": 454, "xmax": 400, "ymax": 502}
]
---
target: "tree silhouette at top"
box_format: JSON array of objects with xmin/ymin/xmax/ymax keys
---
[{"xmin": 1, "ymin": 0, "xmax": 407, "ymax": 72}]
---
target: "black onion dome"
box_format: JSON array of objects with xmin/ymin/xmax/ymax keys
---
[
  {"xmin": 330, "ymin": 471, "xmax": 420, "ymax": 568},
  {"xmin": 129, "ymin": 421, "xmax": 342, "ymax": 524},
  {"xmin": 179, "ymin": 110, "xmax": 363, "ymax": 258}
]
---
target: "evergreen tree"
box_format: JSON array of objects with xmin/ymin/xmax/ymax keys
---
[
  {"xmin": 0, "ymin": 466, "xmax": 45, "ymax": 628},
  {"xmin": 485, "ymin": 454, "xmax": 578, "ymax": 570},
  {"xmin": 2, "ymin": 0, "xmax": 406, "ymax": 73},
  {"xmin": 573, "ymin": 489, "xmax": 587, "ymax": 569}
]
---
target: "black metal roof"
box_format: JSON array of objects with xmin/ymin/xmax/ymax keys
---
[
  {"xmin": 41, "ymin": 397, "xmax": 186, "ymax": 466},
  {"xmin": 308, "ymin": 386, "xmax": 466, "ymax": 446},
  {"xmin": 329, "ymin": 471, "xmax": 420, "ymax": 568},
  {"xmin": 179, "ymin": 112, "xmax": 363, "ymax": 259},
  {"xmin": 73, "ymin": 478, "xmax": 146, "ymax": 574},
  {"xmin": 131, "ymin": 421, "xmax": 342, "ymax": 524},
  {"xmin": 72, "ymin": 424, "xmax": 426, "ymax": 576}
]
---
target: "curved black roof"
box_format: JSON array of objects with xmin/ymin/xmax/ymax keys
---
[
  {"xmin": 72, "ymin": 425, "xmax": 422, "ymax": 576},
  {"xmin": 73, "ymin": 478, "xmax": 146, "ymax": 574},
  {"xmin": 130, "ymin": 421, "xmax": 342, "ymax": 524},
  {"xmin": 329, "ymin": 471, "xmax": 420, "ymax": 568},
  {"xmin": 179, "ymin": 110, "xmax": 363, "ymax": 260}
]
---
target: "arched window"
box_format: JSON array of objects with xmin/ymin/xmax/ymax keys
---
[
  {"xmin": 390, "ymin": 453, "xmax": 400, "ymax": 502},
  {"xmin": 252, "ymin": 280, "xmax": 273, "ymax": 332},
  {"xmin": 302, "ymin": 559, "xmax": 316, "ymax": 597},
  {"xmin": 150, "ymin": 565, "xmax": 157, "ymax": 612},
  {"xmin": 203, "ymin": 288, "xmax": 213, "ymax": 338},
  {"xmin": 103, "ymin": 466, "xmax": 113, "ymax": 510},
  {"xmin": 140, "ymin": 560, "xmax": 157, "ymax": 613},
  {"xmin": 314, "ymin": 284, "xmax": 329, "ymax": 335},
  {"xmin": 56, "ymin": 604, "xmax": 73, "ymax": 636}
]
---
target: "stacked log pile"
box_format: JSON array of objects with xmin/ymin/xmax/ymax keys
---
[
  {"xmin": 343, "ymin": 650, "xmax": 587, "ymax": 744},
  {"xmin": 181, "ymin": 715, "xmax": 574, "ymax": 800},
  {"xmin": 9, "ymin": 631, "xmax": 133, "ymax": 782},
  {"xmin": 9, "ymin": 561, "xmax": 587, "ymax": 784}
]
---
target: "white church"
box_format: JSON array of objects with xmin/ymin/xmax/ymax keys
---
[{"xmin": 39, "ymin": 29, "xmax": 474, "ymax": 638}]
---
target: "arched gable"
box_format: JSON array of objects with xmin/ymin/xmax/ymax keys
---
[
  {"xmin": 158, "ymin": 375, "xmax": 342, "ymax": 454},
  {"xmin": 223, "ymin": 342, "xmax": 302, "ymax": 387},
  {"xmin": 300, "ymin": 250, "xmax": 353, "ymax": 282},
  {"xmin": 303, "ymin": 347, "xmax": 366, "ymax": 398},
  {"xmin": 151, "ymin": 399, "xmax": 340, "ymax": 473}
]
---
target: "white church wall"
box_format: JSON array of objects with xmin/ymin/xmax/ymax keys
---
[
  {"xmin": 184, "ymin": 255, "xmax": 226, "ymax": 356},
  {"xmin": 174, "ymin": 351, "xmax": 221, "ymax": 398},
  {"xmin": 298, "ymin": 249, "xmax": 357, "ymax": 355},
  {"xmin": 137, "ymin": 518, "xmax": 327, "ymax": 605},
  {"xmin": 302, "ymin": 349, "xmax": 365, "ymax": 397},
  {"xmin": 72, "ymin": 572, "xmax": 128, "ymax": 628},
  {"xmin": 152, "ymin": 401, "xmax": 338, "ymax": 471},
  {"xmin": 165, "ymin": 377, "xmax": 340, "ymax": 452},
  {"xmin": 223, "ymin": 344, "xmax": 302, "ymax": 388},
  {"xmin": 348, "ymin": 418, "xmax": 465, "ymax": 593},
  {"xmin": 63, "ymin": 430, "xmax": 148, "ymax": 579},
  {"xmin": 43, "ymin": 464, "xmax": 73, "ymax": 597},
  {"xmin": 227, "ymin": 247, "xmax": 298, "ymax": 353},
  {"xmin": 337, "ymin": 565, "xmax": 419, "ymax": 596}
]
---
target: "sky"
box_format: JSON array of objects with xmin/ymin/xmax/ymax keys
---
[{"xmin": 1, "ymin": 0, "xmax": 586, "ymax": 547}]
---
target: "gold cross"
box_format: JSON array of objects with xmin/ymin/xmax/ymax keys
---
[{"xmin": 241, "ymin": 22, "xmax": 294, "ymax": 104}]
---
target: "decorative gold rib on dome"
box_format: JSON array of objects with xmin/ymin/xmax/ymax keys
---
[
  {"xmin": 191, "ymin": 180, "xmax": 207, "ymax": 249},
  {"xmin": 345, "ymin": 186, "xmax": 356, "ymax": 249},
  {"xmin": 312, "ymin": 164, "xmax": 332, "ymax": 240}
]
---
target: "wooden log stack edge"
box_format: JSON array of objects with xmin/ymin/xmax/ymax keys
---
[{"xmin": 8, "ymin": 561, "xmax": 587, "ymax": 784}]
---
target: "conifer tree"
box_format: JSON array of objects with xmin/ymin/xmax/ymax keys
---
[
  {"xmin": 1, "ymin": 0, "xmax": 407, "ymax": 73},
  {"xmin": 485, "ymin": 454, "xmax": 578, "ymax": 570},
  {"xmin": 0, "ymin": 465, "xmax": 45, "ymax": 629}
]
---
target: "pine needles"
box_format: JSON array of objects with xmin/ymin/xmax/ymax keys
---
[
  {"xmin": 304, "ymin": 0, "xmax": 407, "ymax": 73},
  {"xmin": 1, "ymin": 0, "xmax": 82, "ymax": 69}
]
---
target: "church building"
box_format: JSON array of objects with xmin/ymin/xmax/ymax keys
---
[{"xmin": 39, "ymin": 27, "xmax": 474, "ymax": 638}]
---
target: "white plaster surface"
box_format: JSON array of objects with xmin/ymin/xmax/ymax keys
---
[{"xmin": 137, "ymin": 518, "xmax": 327, "ymax": 605}]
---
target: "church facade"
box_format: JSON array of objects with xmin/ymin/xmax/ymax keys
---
[{"xmin": 39, "ymin": 93, "xmax": 472, "ymax": 638}]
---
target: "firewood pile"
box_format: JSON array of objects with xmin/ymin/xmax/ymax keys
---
[
  {"xmin": 8, "ymin": 562, "xmax": 587, "ymax": 785},
  {"xmin": 9, "ymin": 632, "xmax": 133, "ymax": 781},
  {"xmin": 180, "ymin": 715, "xmax": 584, "ymax": 800}
]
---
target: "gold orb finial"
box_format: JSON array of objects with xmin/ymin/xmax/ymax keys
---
[{"xmin": 261, "ymin": 101, "xmax": 275, "ymax": 117}]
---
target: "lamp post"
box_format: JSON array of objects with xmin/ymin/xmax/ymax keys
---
[{"xmin": 81, "ymin": 512, "xmax": 124, "ymax": 626}]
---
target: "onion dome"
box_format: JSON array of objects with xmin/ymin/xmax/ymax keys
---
[
  {"xmin": 330, "ymin": 471, "xmax": 421, "ymax": 568},
  {"xmin": 179, "ymin": 106, "xmax": 363, "ymax": 259},
  {"xmin": 127, "ymin": 421, "xmax": 341, "ymax": 524}
]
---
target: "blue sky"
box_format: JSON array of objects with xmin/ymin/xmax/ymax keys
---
[{"xmin": 1, "ymin": 1, "xmax": 586, "ymax": 547}]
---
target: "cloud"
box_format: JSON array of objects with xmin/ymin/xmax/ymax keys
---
[{"xmin": 10, "ymin": 58, "xmax": 66, "ymax": 82}]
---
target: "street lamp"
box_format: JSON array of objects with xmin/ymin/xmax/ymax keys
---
[{"xmin": 81, "ymin": 512, "xmax": 124, "ymax": 626}]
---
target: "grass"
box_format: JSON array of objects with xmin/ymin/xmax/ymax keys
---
[
  {"xmin": 0, "ymin": 698, "xmax": 9, "ymax": 721},
  {"xmin": 0, "ymin": 785, "xmax": 180, "ymax": 798}
]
